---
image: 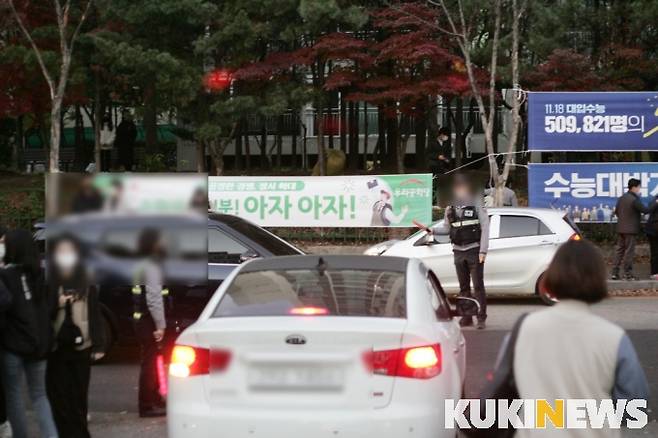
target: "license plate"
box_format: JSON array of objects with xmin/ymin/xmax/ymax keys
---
[{"xmin": 248, "ymin": 365, "xmax": 344, "ymax": 390}]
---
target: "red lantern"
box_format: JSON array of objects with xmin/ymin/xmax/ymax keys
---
[{"xmin": 203, "ymin": 69, "xmax": 232, "ymax": 91}]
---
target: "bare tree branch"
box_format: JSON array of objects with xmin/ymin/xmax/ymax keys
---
[{"xmin": 6, "ymin": 0, "xmax": 56, "ymax": 99}]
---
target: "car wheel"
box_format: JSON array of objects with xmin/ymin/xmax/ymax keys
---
[
  {"xmin": 92, "ymin": 313, "xmax": 115, "ymax": 364},
  {"xmin": 536, "ymin": 272, "xmax": 558, "ymax": 306}
]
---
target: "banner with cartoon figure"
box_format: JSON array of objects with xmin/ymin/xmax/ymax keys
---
[
  {"xmin": 528, "ymin": 92, "xmax": 658, "ymax": 151},
  {"xmin": 528, "ymin": 163, "xmax": 658, "ymax": 222},
  {"xmin": 208, "ymin": 174, "xmax": 432, "ymax": 227}
]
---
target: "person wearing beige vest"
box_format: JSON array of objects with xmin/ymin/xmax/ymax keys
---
[
  {"xmin": 512, "ymin": 240, "xmax": 649, "ymax": 438},
  {"xmin": 46, "ymin": 235, "xmax": 106, "ymax": 438}
]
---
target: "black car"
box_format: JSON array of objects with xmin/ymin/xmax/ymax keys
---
[{"xmin": 36, "ymin": 213, "xmax": 303, "ymax": 356}]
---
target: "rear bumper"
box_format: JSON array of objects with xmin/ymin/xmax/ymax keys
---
[{"xmin": 167, "ymin": 402, "xmax": 450, "ymax": 438}]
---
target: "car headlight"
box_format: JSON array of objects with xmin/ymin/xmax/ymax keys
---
[{"xmin": 363, "ymin": 241, "xmax": 397, "ymax": 256}]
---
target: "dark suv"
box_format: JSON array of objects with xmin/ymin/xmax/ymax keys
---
[{"xmin": 36, "ymin": 213, "xmax": 303, "ymax": 356}]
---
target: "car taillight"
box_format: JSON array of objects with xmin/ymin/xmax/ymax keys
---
[
  {"xmin": 569, "ymin": 233, "xmax": 582, "ymax": 241},
  {"xmin": 289, "ymin": 306, "xmax": 329, "ymax": 316},
  {"xmin": 169, "ymin": 345, "xmax": 219, "ymax": 378},
  {"xmin": 364, "ymin": 344, "xmax": 441, "ymax": 379}
]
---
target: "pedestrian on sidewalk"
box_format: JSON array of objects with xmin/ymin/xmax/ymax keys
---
[
  {"xmin": 428, "ymin": 127, "xmax": 452, "ymax": 206},
  {"xmin": 509, "ymin": 239, "xmax": 649, "ymax": 438},
  {"xmin": 0, "ymin": 229, "xmax": 58, "ymax": 438},
  {"xmin": 611, "ymin": 178, "xmax": 657, "ymax": 280},
  {"xmin": 646, "ymin": 194, "xmax": 658, "ymax": 280},
  {"xmin": 99, "ymin": 117, "xmax": 115, "ymax": 172},
  {"xmin": 133, "ymin": 228, "xmax": 168, "ymax": 417},
  {"xmin": 46, "ymin": 235, "xmax": 106, "ymax": 438}
]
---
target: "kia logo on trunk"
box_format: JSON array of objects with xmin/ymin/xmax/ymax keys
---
[{"xmin": 285, "ymin": 334, "xmax": 307, "ymax": 345}]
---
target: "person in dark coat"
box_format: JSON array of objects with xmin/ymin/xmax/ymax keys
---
[
  {"xmin": 646, "ymin": 195, "xmax": 658, "ymax": 280},
  {"xmin": 46, "ymin": 234, "xmax": 106, "ymax": 438},
  {"xmin": 0, "ymin": 225, "xmax": 10, "ymax": 438},
  {"xmin": 70, "ymin": 175, "xmax": 104, "ymax": 214},
  {"xmin": 428, "ymin": 127, "xmax": 452, "ymax": 205},
  {"xmin": 115, "ymin": 112, "xmax": 138, "ymax": 171},
  {"xmin": 611, "ymin": 178, "xmax": 658, "ymax": 280},
  {"xmin": 0, "ymin": 229, "xmax": 58, "ymax": 438}
]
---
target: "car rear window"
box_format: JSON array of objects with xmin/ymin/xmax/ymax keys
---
[{"xmin": 213, "ymin": 269, "xmax": 406, "ymax": 318}]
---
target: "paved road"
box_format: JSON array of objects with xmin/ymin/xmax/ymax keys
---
[{"xmin": 25, "ymin": 297, "xmax": 658, "ymax": 437}]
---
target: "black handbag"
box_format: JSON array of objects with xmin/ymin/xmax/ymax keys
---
[
  {"xmin": 463, "ymin": 313, "xmax": 528, "ymax": 438},
  {"xmin": 57, "ymin": 298, "xmax": 85, "ymax": 351}
]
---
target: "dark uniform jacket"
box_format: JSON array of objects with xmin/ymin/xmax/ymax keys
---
[
  {"xmin": 0, "ymin": 265, "xmax": 54, "ymax": 359},
  {"xmin": 614, "ymin": 191, "xmax": 655, "ymax": 235}
]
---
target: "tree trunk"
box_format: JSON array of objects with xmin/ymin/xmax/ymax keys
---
[
  {"xmin": 49, "ymin": 99, "xmax": 62, "ymax": 172},
  {"xmin": 74, "ymin": 105, "xmax": 85, "ymax": 170},
  {"xmin": 143, "ymin": 84, "xmax": 158, "ymax": 154},
  {"xmin": 291, "ymin": 111, "xmax": 298, "ymax": 168},
  {"xmin": 348, "ymin": 101, "xmax": 358, "ymax": 171},
  {"xmin": 235, "ymin": 120, "xmax": 243, "ymax": 171},
  {"xmin": 375, "ymin": 106, "xmax": 386, "ymax": 167},
  {"xmin": 93, "ymin": 77, "xmax": 102, "ymax": 170},
  {"xmin": 316, "ymin": 104, "xmax": 326, "ymax": 176},
  {"xmin": 196, "ymin": 141, "xmax": 205, "ymax": 173},
  {"xmin": 386, "ymin": 115, "xmax": 397, "ymax": 169},
  {"xmin": 340, "ymin": 97, "xmax": 347, "ymax": 152},
  {"xmin": 275, "ymin": 115, "xmax": 283, "ymax": 169},
  {"xmin": 414, "ymin": 101, "xmax": 427, "ymax": 170},
  {"xmin": 363, "ymin": 103, "xmax": 369, "ymax": 170},
  {"xmin": 245, "ymin": 133, "xmax": 252, "ymax": 171},
  {"xmin": 259, "ymin": 124, "xmax": 268, "ymax": 169}
]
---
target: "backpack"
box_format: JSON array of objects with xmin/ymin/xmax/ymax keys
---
[{"xmin": 56, "ymin": 298, "xmax": 85, "ymax": 351}]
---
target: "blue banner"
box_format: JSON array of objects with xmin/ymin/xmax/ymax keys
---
[
  {"xmin": 528, "ymin": 92, "xmax": 658, "ymax": 151},
  {"xmin": 528, "ymin": 163, "xmax": 658, "ymax": 223}
]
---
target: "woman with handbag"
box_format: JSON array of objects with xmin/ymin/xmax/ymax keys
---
[
  {"xmin": 0, "ymin": 229, "xmax": 58, "ymax": 438},
  {"xmin": 510, "ymin": 240, "xmax": 648, "ymax": 438},
  {"xmin": 46, "ymin": 235, "xmax": 106, "ymax": 438}
]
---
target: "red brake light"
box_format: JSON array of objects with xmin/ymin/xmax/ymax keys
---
[
  {"xmin": 365, "ymin": 344, "xmax": 442, "ymax": 379},
  {"xmin": 569, "ymin": 233, "xmax": 582, "ymax": 241},
  {"xmin": 169, "ymin": 345, "xmax": 226, "ymax": 378},
  {"xmin": 289, "ymin": 306, "xmax": 329, "ymax": 316}
]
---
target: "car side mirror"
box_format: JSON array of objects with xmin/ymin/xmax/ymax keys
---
[
  {"xmin": 452, "ymin": 296, "xmax": 480, "ymax": 318},
  {"xmin": 415, "ymin": 232, "xmax": 438, "ymax": 247},
  {"xmin": 239, "ymin": 250, "xmax": 259, "ymax": 263}
]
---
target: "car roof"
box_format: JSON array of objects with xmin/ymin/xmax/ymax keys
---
[
  {"xmin": 486, "ymin": 207, "xmax": 566, "ymax": 217},
  {"xmin": 240, "ymin": 254, "xmax": 409, "ymax": 273}
]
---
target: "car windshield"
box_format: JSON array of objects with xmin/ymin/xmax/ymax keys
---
[
  {"xmin": 213, "ymin": 268, "xmax": 406, "ymax": 318},
  {"xmin": 223, "ymin": 216, "xmax": 302, "ymax": 256}
]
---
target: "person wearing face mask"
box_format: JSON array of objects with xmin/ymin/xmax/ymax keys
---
[
  {"xmin": 422, "ymin": 174, "xmax": 489, "ymax": 329},
  {"xmin": 0, "ymin": 229, "xmax": 58, "ymax": 438},
  {"xmin": 132, "ymin": 228, "xmax": 168, "ymax": 417},
  {"xmin": 46, "ymin": 235, "xmax": 105, "ymax": 438}
]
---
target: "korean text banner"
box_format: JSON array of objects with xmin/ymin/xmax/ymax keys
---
[
  {"xmin": 528, "ymin": 163, "xmax": 658, "ymax": 223},
  {"xmin": 528, "ymin": 92, "xmax": 658, "ymax": 151},
  {"xmin": 208, "ymin": 174, "xmax": 432, "ymax": 227}
]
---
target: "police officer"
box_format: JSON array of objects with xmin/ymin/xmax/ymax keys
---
[
  {"xmin": 431, "ymin": 174, "xmax": 489, "ymax": 329},
  {"xmin": 132, "ymin": 228, "xmax": 168, "ymax": 417}
]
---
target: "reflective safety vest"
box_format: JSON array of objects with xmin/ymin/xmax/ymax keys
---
[
  {"xmin": 131, "ymin": 263, "xmax": 171, "ymax": 321},
  {"xmin": 447, "ymin": 205, "xmax": 482, "ymax": 246}
]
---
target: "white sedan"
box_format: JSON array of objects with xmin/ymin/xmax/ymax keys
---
[
  {"xmin": 365, "ymin": 208, "xmax": 581, "ymax": 304},
  {"xmin": 168, "ymin": 255, "xmax": 476, "ymax": 438}
]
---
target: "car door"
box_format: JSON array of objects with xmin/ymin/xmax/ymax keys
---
[
  {"xmin": 484, "ymin": 214, "xmax": 560, "ymax": 293},
  {"xmin": 406, "ymin": 221, "xmax": 456, "ymax": 289},
  {"xmin": 427, "ymin": 271, "xmax": 466, "ymax": 385},
  {"xmin": 415, "ymin": 216, "xmax": 497, "ymax": 293}
]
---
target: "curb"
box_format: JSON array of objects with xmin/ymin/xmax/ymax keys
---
[{"xmin": 608, "ymin": 280, "xmax": 658, "ymax": 291}]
